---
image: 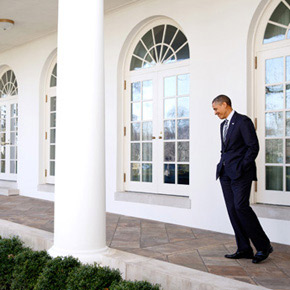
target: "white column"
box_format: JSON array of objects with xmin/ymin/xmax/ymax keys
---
[{"xmin": 49, "ymin": 0, "xmax": 107, "ymax": 262}]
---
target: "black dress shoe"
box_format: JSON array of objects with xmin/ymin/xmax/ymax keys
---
[
  {"xmin": 225, "ymin": 250, "xmax": 254, "ymax": 259},
  {"xmin": 252, "ymin": 245, "xmax": 273, "ymax": 264}
]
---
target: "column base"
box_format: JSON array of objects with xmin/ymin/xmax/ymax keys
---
[{"xmin": 48, "ymin": 245, "xmax": 109, "ymax": 264}]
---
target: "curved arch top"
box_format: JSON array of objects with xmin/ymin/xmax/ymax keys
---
[
  {"xmin": 125, "ymin": 17, "xmax": 190, "ymax": 72},
  {"xmin": 0, "ymin": 69, "xmax": 18, "ymax": 98}
]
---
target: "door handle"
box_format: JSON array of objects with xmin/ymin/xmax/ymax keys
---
[
  {"xmin": 158, "ymin": 136, "xmax": 162, "ymax": 139},
  {"xmin": 152, "ymin": 136, "xmax": 156, "ymax": 139}
]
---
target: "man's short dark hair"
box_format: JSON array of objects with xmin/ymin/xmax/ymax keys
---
[{"xmin": 212, "ymin": 95, "xmax": 232, "ymax": 107}]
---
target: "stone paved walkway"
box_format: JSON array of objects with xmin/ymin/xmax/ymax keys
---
[{"xmin": 0, "ymin": 195, "xmax": 290, "ymax": 290}]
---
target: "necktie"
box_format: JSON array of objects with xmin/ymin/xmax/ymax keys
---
[{"xmin": 223, "ymin": 119, "xmax": 229, "ymax": 143}]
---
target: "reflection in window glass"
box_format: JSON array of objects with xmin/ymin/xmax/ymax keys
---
[
  {"xmin": 264, "ymin": 23, "xmax": 286, "ymax": 44},
  {"xmin": 131, "ymin": 82, "xmax": 141, "ymax": 102},
  {"xmin": 270, "ymin": 2, "xmax": 290, "ymax": 26},
  {"xmin": 286, "ymin": 167, "xmax": 290, "ymax": 191},
  {"xmin": 265, "ymin": 85, "xmax": 283, "ymax": 110},
  {"xmin": 265, "ymin": 57, "xmax": 284, "ymax": 84},
  {"xmin": 131, "ymin": 163, "xmax": 140, "ymax": 181},
  {"xmin": 265, "ymin": 112, "xmax": 283, "ymax": 137},
  {"xmin": 178, "ymin": 164, "xmax": 189, "ymax": 185},
  {"xmin": 164, "ymin": 164, "xmax": 175, "ymax": 184},
  {"xmin": 142, "ymin": 163, "xmax": 152, "ymax": 182},
  {"xmin": 266, "ymin": 139, "xmax": 283, "ymax": 163},
  {"xmin": 164, "ymin": 76, "xmax": 176, "ymax": 97},
  {"xmin": 178, "ymin": 74, "xmax": 190, "ymax": 96},
  {"xmin": 266, "ymin": 166, "xmax": 283, "ymax": 191}
]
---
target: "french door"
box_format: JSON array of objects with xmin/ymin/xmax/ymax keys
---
[
  {"xmin": 0, "ymin": 99, "xmax": 18, "ymax": 181},
  {"xmin": 124, "ymin": 65, "xmax": 190, "ymax": 196},
  {"xmin": 256, "ymin": 46, "xmax": 290, "ymax": 205}
]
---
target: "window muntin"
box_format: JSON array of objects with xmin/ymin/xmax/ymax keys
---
[
  {"xmin": 0, "ymin": 70, "xmax": 18, "ymax": 98},
  {"xmin": 50, "ymin": 64, "xmax": 57, "ymax": 88},
  {"xmin": 264, "ymin": 0, "xmax": 290, "ymax": 44},
  {"xmin": 130, "ymin": 25, "xmax": 189, "ymax": 71}
]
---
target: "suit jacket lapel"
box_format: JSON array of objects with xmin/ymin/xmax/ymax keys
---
[{"xmin": 224, "ymin": 112, "xmax": 237, "ymax": 148}]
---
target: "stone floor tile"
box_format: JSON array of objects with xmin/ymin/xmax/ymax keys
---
[
  {"xmin": 243, "ymin": 265, "xmax": 288, "ymax": 278},
  {"xmin": 252, "ymin": 277, "xmax": 290, "ymax": 290},
  {"xmin": 165, "ymin": 223, "xmax": 196, "ymax": 242},
  {"xmin": 207, "ymin": 265, "xmax": 248, "ymax": 277},
  {"xmin": 125, "ymin": 248, "xmax": 168, "ymax": 261},
  {"xmin": 168, "ymin": 250, "xmax": 208, "ymax": 272},
  {"xmin": 225, "ymin": 276, "xmax": 257, "ymax": 285},
  {"xmin": 201, "ymin": 256, "xmax": 240, "ymax": 266}
]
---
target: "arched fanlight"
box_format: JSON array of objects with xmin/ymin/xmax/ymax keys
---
[{"xmin": 0, "ymin": 70, "xmax": 18, "ymax": 98}]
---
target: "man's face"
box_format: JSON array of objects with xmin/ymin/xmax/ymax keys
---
[{"xmin": 212, "ymin": 101, "xmax": 228, "ymax": 119}]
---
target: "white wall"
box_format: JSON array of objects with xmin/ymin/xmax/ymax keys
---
[
  {"xmin": 0, "ymin": 33, "xmax": 57, "ymax": 201},
  {"xmin": 104, "ymin": 0, "xmax": 290, "ymax": 245},
  {"xmin": 0, "ymin": 0, "xmax": 289, "ymax": 245}
]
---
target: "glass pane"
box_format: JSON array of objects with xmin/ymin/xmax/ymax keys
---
[
  {"xmin": 178, "ymin": 142, "xmax": 189, "ymax": 162},
  {"xmin": 286, "ymin": 112, "xmax": 290, "ymax": 136},
  {"xmin": 265, "ymin": 112, "xmax": 283, "ymax": 137},
  {"xmin": 10, "ymin": 118, "xmax": 16, "ymax": 131},
  {"xmin": 286, "ymin": 139, "xmax": 290, "ymax": 163},
  {"xmin": 270, "ymin": 2, "xmax": 290, "ymax": 26},
  {"xmin": 1, "ymin": 146, "xmax": 5, "ymax": 159},
  {"xmin": 287, "ymin": 56, "xmax": 290, "ymax": 82},
  {"xmin": 178, "ymin": 74, "xmax": 190, "ymax": 96},
  {"xmin": 177, "ymin": 119, "xmax": 190, "ymax": 139},
  {"xmin": 1, "ymin": 106, "xmax": 6, "ymax": 118},
  {"xmin": 142, "ymin": 80, "xmax": 153, "ymax": 100},
  {"xmin": 131, "ymin": 143, "xmax": 140, "ymax": 161},
  {"xmin": 131, "ymin": 103, "xmax": 141, "ymax": 121},
  {"xmin": 131, "ymin": 123, "xmax": 140, "ymax": 141},
  {"xmin": 164, "ymin": 120, "xmax": 175, "ymax": 140},
  {"xmin": 142, "ymin": 163, "xmax": 152, "ymax": 182},
  {"xmin": 1, "ymin": 119, "xmax": 5, "ymax": 131},
  {"xmin": 130, "ymin": 56, "xmax": 142, "ymax": 71},
  {"xmin": 177, "ymin": 97, "xmax": 189, "ymax": 118},
  {"xmin": 265, "ymin": 57, "xmax": 284, "ymax": 84},
  {"xmin": 50, "ymin": 129, "xmax": 56, "ymax": 143},
  {"xmin": 50, "ymin": 145, "xmax": 55, "ymax": 160},
  {"xmin": 143, "ymin": 101, "xmax": 152, "ymax": 120},
  {"xmin": 50, "ymin": 96, "xmax": 56, "ymax": 111},
  {"xmin": 1, "ymin": 160, "xmax": 5, "ymax": 173},
  {"xmin": 286, "ymin": 84, "xmax": 290, "ymax": 109},
  {"xmin": 50, "ymin": 112, "xmax": 56, "ymax": 127},
  {"xmin": 265, "ymin": 85, "xmax": 283, "ymax": 110},
  {"xmin": 176, "ymin": 43, "xmax": 190, "ymax": 61},
  {"xmin": 153, "ymin": 25, "xmax": 164, "ymax": 45},
  {"xmin": 286, "ymin": 167, "xmax": 290, "ymax": 191},
  {"xmin": 164, "ymin": 25, "xmax": 178, "ymax": 45},
  {"xmin": 171, "ymin": 30, "xmax": 187, "ymax": 51},
  {"xmin": 11, "ymin": 104, "xmax": 17, "ymax": 117},
  {"xmin": 0, "ymin": 133, "xmax": 5, "ymax": 142},
  {"xmin": 10, "ymin": 161, "xmax": 16, "ymax": 174},
  {"xmin": 266, "ymin": 139, "xmax": 283, "ymax": 163},
  {"xmin": 131, "ymin": 82, "xmax": 141, "ymax": 102},
  {"xmin": 266, "ymin": 166, "xmax": 283, "ymax": 191},
  {"xmin": 264, "ymin": 24, "xmax": 286, "ymax": 44},
  {"xmin": 142, "ymin": 29, "xmax": 154, "ymax": 50},
  {"xmin": 50, "ymin": 161, "xmax": 55, "ymax": 176},
  {"xmin": 164, "ymin": 98, "xmax": 175, "ymax": 119},
  {"xmin": 142, "ymin": 143, "xmax": 152, "ymax": 161},
  {"xmin": 133, "ymin": 41, "xmax": 147, "ymax": 59},
  {"xmin": 10, "ymin": 132, "xmax": 16, "ymax": 145},
  {"xmin": 178, "ymin": 164, "xmax": 189, "ymax": 185},
  {"xmin": 164, "ymin": 164, "xmax": 175, "ymax": 184},
  {"xmin": 164, "ymin": 142, "xmax": 175, "ymax": 162},
  {"xmin": 164, "ymin": 76, "xmax": 176, "ymax": 97},
  {"xmin": 131, "ymin": 163, "xmax": 140, "ymax": 181},
  {"xmin": 142, "ymin": 122, "xmax": 152, "ymax": 140},
  {"xmin": 10, "ymin": 146, "xmax": 16, "ymax": 159}
]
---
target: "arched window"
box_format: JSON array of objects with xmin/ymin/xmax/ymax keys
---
[
  {"xmin": 124, "ymin": 21, "xmax": 191, "ymax": 196},
  {"xmin": 264, "ymin": 0, "xmax": 290, "ymax": 43},
  {"xmin": 45, "ymin": 62, "xmax": 57, "ymax": 184},
  {"xmin": 130, "ymin": 24, "xmax": 189, "ymax": 70},
  {"xmin": 0, "ymin": 69, "xmax": 18, "ymax": 180},
  {"xmin": 255, "ymin": 0, "xmax": 290, "ymax": 206}
]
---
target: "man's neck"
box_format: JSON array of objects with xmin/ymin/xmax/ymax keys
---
[{"xmin": 225, "ymin": 108, "xmax": 233, "ymax": 119}]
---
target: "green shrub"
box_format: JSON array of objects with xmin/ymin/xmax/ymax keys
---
[
  {"xmin": 66, "ymin": 263, "xmax": 122, "ymax": 290},
  {"xmin": 11, "ymin": 249, "xmax": 52, "ymax": 290},
  {"xmin": 0, "ymin": 236, "xmax": 28, "ymax": 290},
  {"xmin": 34, "ymin": 256, "xmax": 81, "ymax": 290},
  {"xmin": 110, "ymin": 280, "xmax": 161, "ymax": 290}
]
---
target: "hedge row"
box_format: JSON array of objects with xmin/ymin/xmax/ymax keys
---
[{"xmin": 0, "ymin": 236, "xmax": 160, "ymax": 290}]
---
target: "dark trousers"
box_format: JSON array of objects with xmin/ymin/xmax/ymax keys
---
[{"xmin": 220, "ymin": 166, "xmax": 270, "ymax": 252}]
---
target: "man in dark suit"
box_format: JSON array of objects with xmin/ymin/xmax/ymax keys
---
[{"xmin": 212, "ymin": 95, "xmax": 273, "ymax": 264}]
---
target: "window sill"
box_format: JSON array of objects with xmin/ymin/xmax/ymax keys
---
[
  {"xmin": 37, "ymin": 184, "xmax": 54, "ymax": 193},
  {"xmin": 114, "ymin": 191, "xmax": 191, "ymax": 209},
  {"xmin": 253, "ymin": 203, "xmax": 290, "ymax": 221}
]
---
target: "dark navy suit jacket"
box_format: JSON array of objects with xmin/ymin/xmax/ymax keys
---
[{"xmin": 216, "ymin": 111, "xmax": 259, "ymax": 181}]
